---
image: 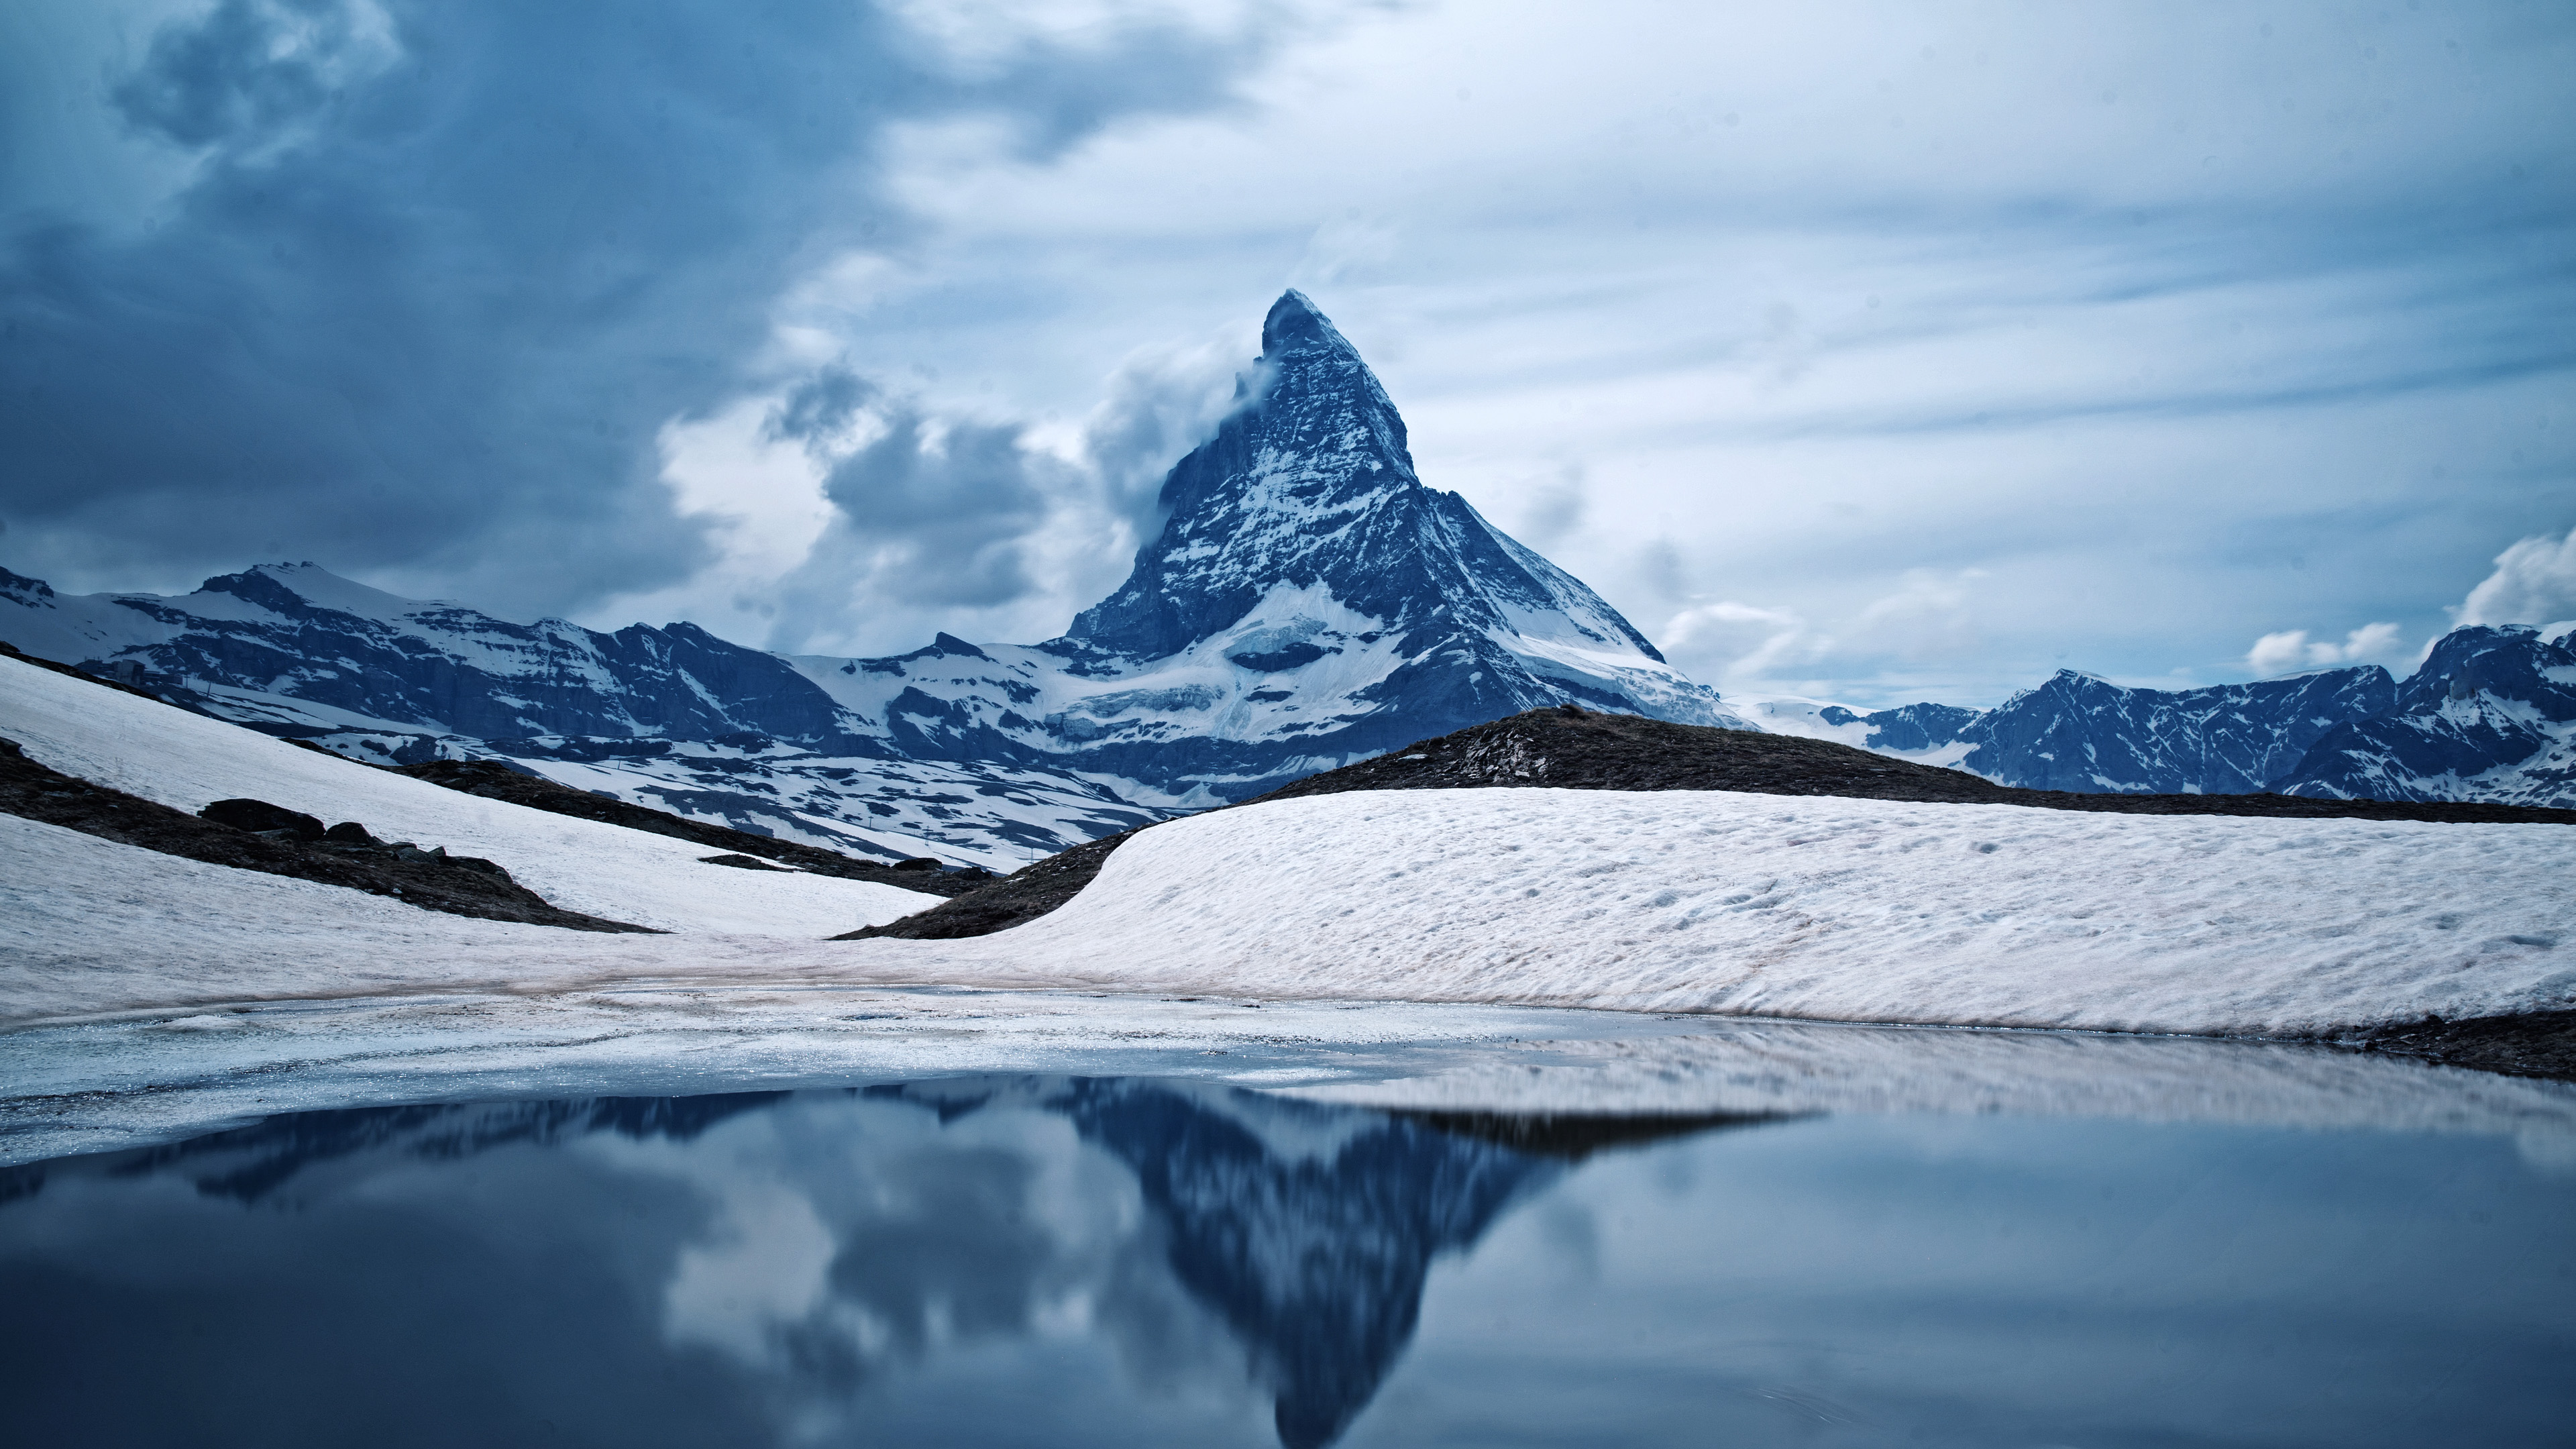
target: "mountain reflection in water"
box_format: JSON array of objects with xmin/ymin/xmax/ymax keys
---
[
  {"xmin": 973, "ymin": 1082, "xmax": 1766, "ymax": 1448},
  {"xmin": 0, "ymin": 1079, "xmax": 1761, "ymax": 1448}
]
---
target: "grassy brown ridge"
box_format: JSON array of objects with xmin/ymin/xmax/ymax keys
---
[
  {"xmin": 1249, "ymin": 705, "xmax": 2576, "ymax": 822},
  {"xmin": 836, "ymin": 830, "xmax": 1139, "ymax": 941},
  {"xmin": 2338, "ymin": 1010, "xmax": 2576, "ymax": 1081}
]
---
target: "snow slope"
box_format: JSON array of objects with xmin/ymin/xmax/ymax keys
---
[
  {"xmin": 0, "ymin": 657, "xmax": 935, "ymax": 936},
  {"xmin": 9, "ymin": 716, "xmax": 2571, "ymax": 1036},
  {"xmin": 898, "ymin": 789, "xmax": 2576, "ymax": 1036}
]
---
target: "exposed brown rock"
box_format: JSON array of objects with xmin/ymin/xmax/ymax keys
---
[
  {"xmin": 391, "ymin": 759, "xmax": 981, "ymax": 898},
  {"xmin": 1, "ymin": 736, "xmax": 654, "ymax": 933}
]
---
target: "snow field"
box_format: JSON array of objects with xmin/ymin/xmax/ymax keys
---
[
  {"xmin": 1, "ymin": 814, "xmax": 733, "ymax": 1020},
  {"xmin": 0, "ymin": 657, "xmax": 936, "ymax": 936},
  {"xmin": 887, "ymin": 788, "xmax": 2576, "ymax": 1036},
  {"xmin": 8, "ymin": 649, "xmax": 2573, "ymax": 1038}
]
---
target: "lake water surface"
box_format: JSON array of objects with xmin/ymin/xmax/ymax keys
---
[{"xmin": 4, "ymin": 1072, "xmax": 2570, "ymax": 1448}]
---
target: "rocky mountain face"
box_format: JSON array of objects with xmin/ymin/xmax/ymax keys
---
[
  {"xmin": 1052, "ymin": 291, "xmax": 1725, "ymax": 728},
  {"xmin": 1755, "ymin": 626, "xmax": 2575, "ymax": 806},
  {"xmin": 8, "ymin": 288, "xmax": 2565, "ymax": 838},
  {"xmin": 777, "ymin": 291, "xmax": 1740, "ymax": 797},
  {"xmin": 2271, "ymin": 625, "xmax": 2576, "ymax": 806},
  {"xmin": 0, "ymin": 563, "xmax": 844, "ymax": 743},
  {"xmin": 1951, "ymin": 665, "xmax": 2400, "ymax": 794},
  {"xmin": 0, "ymin": 292, "xmax": 1738, "ymax": 864}
]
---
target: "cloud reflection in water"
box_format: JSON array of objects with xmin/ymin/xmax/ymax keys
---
[
  {"xmin": 6, "ymin": 1073, "xmax": 2567, "ymax": 1447},
  {"xmin": 3, "ymin": 1079, "xmax": 1737, "ymax": 1447}
]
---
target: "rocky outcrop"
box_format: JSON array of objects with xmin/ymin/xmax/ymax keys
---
[
  {"xmin": 1, "ymin": 738, "xmax": 651, "ymax": 932},
  {"xmin": 392, "ymin": 759, "xmax": 985, "ymax": 896}
]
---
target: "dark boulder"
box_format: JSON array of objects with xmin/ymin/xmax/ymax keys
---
[
  {"xmin": 892, "ymin": 857, "xmax": 943, "ymax": 872},
  {"xmin": 324, "ymin": 821, "xmax": 376, "ymax": 844},
  {"xmin": 1227, "ymin": 643, "xmax": 1328, "ymax": 672},
  {"xmin": 201, "ymin": 798, "xmax": 325, "ymax": 841}
]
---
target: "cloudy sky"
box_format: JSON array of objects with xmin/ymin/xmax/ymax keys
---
[{"xmin": 3, "ymin": 1, "xmax": 2570, "ymax": 706}]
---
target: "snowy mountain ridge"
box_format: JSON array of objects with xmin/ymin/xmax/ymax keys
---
[
  {"xmin": 7, "ymin": 288, "xmax": 2569, "ymax": 844},
  {"xmin": 777, "ymin": 292, "xmax": 1740, "ymax": 796},
  {"xmin": 1741, "ymin": 625, "xmax": 2576, "ymax": 807},
  {"xmin": 2278, "ymin": 625, "xmax": 2576, "ymax": 807},
  {"xmin": 0, "ymin": 563, "xmax": 1180, "ymax": 869},
  {"xmin": 0, "ymin": 293, "xmax": 1741, "ymax": 861}
]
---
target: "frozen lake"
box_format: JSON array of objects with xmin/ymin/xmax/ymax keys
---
[{"xmin": 3, "ymin": 995, "xmax": 2573, "ymax": 1446}]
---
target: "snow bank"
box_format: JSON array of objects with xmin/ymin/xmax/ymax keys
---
[
  {"xmin": 885, "ymin": 788, "xmax": 2576, "ymax": 1036},
  {"xmin": 7, "ymin": 651, "xmax": 2571, "ymax": 1039},
  {"xmin": 0, "ymin": 657, "xmax": 933, "ymax": 936},
  {"xmin": 2, "ymin": 814, "xmax": 712, "ymax": 1019}
]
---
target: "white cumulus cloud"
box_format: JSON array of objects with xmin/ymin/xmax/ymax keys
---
[
  {"xmin": 2454, "ymin": 527, "xmax": 2576, "ymax": 636},
  {"xmin": 2245, "ymin": 621, "xmax": 2407, "ymax": 677}
]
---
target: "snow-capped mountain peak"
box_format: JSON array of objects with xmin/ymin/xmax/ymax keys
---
[
  {"xmin": 3, "ymin": 291, "xmax": 1763, "ymax": 854},
  {"xmin": 1059, "ymin": 290, "xmax": 1678, "ymax": 678},
  {"xmin": 199, "ymin": 561, "xmax": 462, "ymax": 622},
  {"xmin": 2275, "ymin": 624, "xmax": 2576, "ymax": 806}
]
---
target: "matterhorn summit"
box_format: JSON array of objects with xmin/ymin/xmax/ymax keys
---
[
  {"xmin": 987, "ymin": 291, "xmax": 1741, "ymax": 772},
  {"xmin": 773, "ymin": 290, "xmax": 1743, "ymax": 804},
  {"xmin": 0, "ymin": 291, "xmax": 1749, "ymax": 859},
  {"xmin": 1064, "ymin": 292, "xmax": 1678, "ymax": 674}
]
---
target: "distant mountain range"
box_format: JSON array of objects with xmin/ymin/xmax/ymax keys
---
[
  {"xmin": 4, "ymin": 290, "xmax": 2569, "ymax": 861},
  {"xmin": 1737, "ymin": 623, "xmax": 2575, "ymax": 808}
]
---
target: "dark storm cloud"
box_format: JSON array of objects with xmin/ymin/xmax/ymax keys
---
[
  {"xmin": 759, "ymin": 362, "xmax": 1077, "ymax": 645},
  {"xmin": 765, "ymin": 364, "xmax": 881, "ymax": 451},
  {"xmin": 0, "ymin": 0, "xmax": 1297, "ymax": 617},
  {"xmin": 735, "ymin": 339, "xmax": 1252, "ymax": 654},
  {"xmin": 111, "ymin": 0, "xmax": 386, "ymax": 147}
]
